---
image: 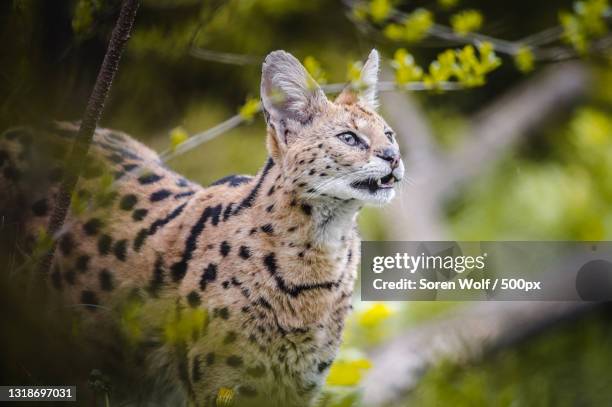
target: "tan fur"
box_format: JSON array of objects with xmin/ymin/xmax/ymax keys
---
[{"xmin": 0, "ymin": 50, "xmax": 403, "ymax": 407}]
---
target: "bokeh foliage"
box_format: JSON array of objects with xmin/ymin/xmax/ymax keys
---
[{"xmin": 2, "ymin": 0, "xmax": 612, "ymax": 406}]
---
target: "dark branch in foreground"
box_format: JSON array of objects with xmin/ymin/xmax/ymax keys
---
[{"xmin": 39, "ymin": 0, "xmax": 140, "ymax": 275}]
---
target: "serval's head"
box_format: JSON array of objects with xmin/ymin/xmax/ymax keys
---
[{"xmin": 261, "ymin": 49, "xmax": 404, "ymax": 206}]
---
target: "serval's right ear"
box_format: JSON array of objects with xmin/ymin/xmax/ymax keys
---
[{"xmin": 260, "ymin": 50, "xmax": 328, "ymax": 147}]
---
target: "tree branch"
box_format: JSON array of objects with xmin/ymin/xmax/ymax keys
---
[
  {"xmin": 437, "ymin": 61, "xmax": 589, "ymax": 199},
  {"xmin": 39, "ymin": 0, "xmax": 140, "ymax": 274}
]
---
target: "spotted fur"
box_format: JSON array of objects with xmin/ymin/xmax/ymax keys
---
[{"xmin": 0, "ymin": 50, "xmax": 403, "ymax": 406}]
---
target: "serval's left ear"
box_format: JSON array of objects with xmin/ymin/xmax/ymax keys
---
[{"xmin": 336, "ymin": 49, "xmax": 380, "ymax": 109}]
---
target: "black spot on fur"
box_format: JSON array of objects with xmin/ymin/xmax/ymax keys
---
[
  {"xmin": 31, "ymin": 199, "xmax": 48, "ymax": 217},
  {"xmin": 81, "ymin": 290, "xmax": 98, "ymax": 311},
  {"xmin": 187, "ymin": 291, "xmax": 201, "ymax": 308},
  {"xmin": 172, "ymin": 204, "xmax": 223, "ymax": 281},
  {"xmin": 192, "ymin": 355, "xmax": 202, "ymax": 382},
  {"xmin": 138, "ymin": 173, "xmax": 163, "ymax": 184},
  {"xmin": 133, "ymin": 228, "xmax": 148, "ymax": 251},
  {"xmin": 228, "ymin": 158, "xmax": 274, "ymax": 219},
  {"xmin": 264, "ymin": 253, "xmax": 339, "ymax": 297},
  {"xmin": 59, "ymin": 233, "xmax": 74, "ymax": 256},
  {"xmin": 113, "ymin": 239, "xmax": 128, "ymax": 261},
  {"xmin": 122, "ymin": 163, "xmax": 138, "ymax": 172},
  {"xmin": 239, "ymin": 246, "xmax": 251, "ymax": 259},
  {"xmin": 98, "ymin": 235, "xmax": 112, "ymax": 255},
  {"xmin": 222, "ymin": 203, "xmax": 235, "ymax": 221},
  {"xmin": 318, "ymin": 360, "xmax": 332, "ymax": 372},
  {"xmin": 199, "ymin": 263, "xmax": 217, "ymax": 290},
  {"xmin": 108, "ymin": 153, "xmax": 123, "ymax": 164},
  {"xmin": 261, "ymin": 224, "xmax": 274, "ymax": 234},
  {"xmin": 134, "ymin": 202, "xmax": 188, "ymax": 252},
  {"xmin": 223, "ymin": 331, "xmax": 237, "ymax": 345},
  {"xmin": 174, "ymin": 191, "xmax": 194, "ymax": 199},
  {"xmin": 247, "ymin": 364, "xmax": 266, "ymax": 378},
  {"xmin": 149, "ymin": 255, "xmax": 165, "ymax": 295},
  {"xmin": 220, "ymin": 241, "xmax": 231, "ymax": 256},
  {"xmin": 216, "ymin": 307, "xmax": 229, "ymax": 320},
  {"xmin": 132, "ymin": 208, "xmax": 148, "ymax": 221},
  {"xmin": 76, "ymin": 255, "xmax": 90, "ymax": 272},
  {"xmin": 239, "ymin": 386, "xmax": 257, "ymax": 397},
  {"xmin": 150, "ymin": 189, "xmax": 172, "ymax": 202},
  {"xmin": 64, "ymin": 269, "xmax": 76, "ymax": 285},
  {"xmin": 83, "ymin": 218, "xmax": 103, "ymax": 235},
  {"xmin": 120, "ymin": 194, "xmax": 138, "ymax": 210},
  {"xmin": 99, "ymin": 269, "xmax": 114, "ymax": 291},
  {"xmin": 226, "ymin": 355, "xmax": 243, "ymax": 367},
  {"xmin": 300, "ymin": 203, "xmax": 312, "ymax": 216},
  {"xmin": 211, "ymin": 174, "xmax": 252, "ymax": 187},
  {"xmin": 205, "ymin": 353, "xmax": 215, "ymax": 366},
  {"xmin": 265, "ymin": 204, "xmax": 274, "ymax": 213}
]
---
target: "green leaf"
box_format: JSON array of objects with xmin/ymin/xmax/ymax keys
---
[
  {"xmin": 514, "ymin": 46, "xmax": 535, "ymax": 73},
  {"xmin": 384, "ymin": 8, "xmax": 433, "ymax": 43},
  {"xmin": 238, "ymin": 98, "xmax": 261, "ymax": 121},
  {"xmin": 169, "ymin": 127, "xmax": 189, "ymax": 151},
  {"xmin": 450, "ymin": 9, "xmax": 483, "ymax": 36},
  {"xmin": 369, "ymin": 0, "xmax": 392, "ymax": 23},
  {"xmin": 303, "ymin": 56, "xmax": 327, "ymax": 85},
  {"xmin": 391, "ymin": 49, "xmax": 423, "ymax": 84}
]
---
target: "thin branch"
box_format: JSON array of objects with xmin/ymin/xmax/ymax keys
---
[
  {"xmin": 39, "ymin": 0, "xmax": 140, "ymax": 274},
  {"xmin": 160, "ymin": 114, "xmax": 246, "ymax": 161},
  {"xmin": 362, "ymin": 300, "xmax": 599, "ymax": 406},
  {"xmin": 342, "ymin": 0, "xmax": 583, "ymax": 61},
  {"xmin": 189, "ymin": 47, "xmax": 260, "ymax": 65},
  {"xmin": 161, "ymin": 80, "xmax": 463, "ymax": 163}
]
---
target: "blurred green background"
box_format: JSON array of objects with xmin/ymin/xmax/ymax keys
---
[{"xmin": 1, "ymin": 0, "xmax": 612, "ymax": 405}]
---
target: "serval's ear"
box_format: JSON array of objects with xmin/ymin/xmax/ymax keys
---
[
  {"xmin": 335, "ymin": 49, "xmax": 380, "ymax": 109},
  {"xmin": 261, "ymin": 50, "xmax": 328, "ymax": 143}
]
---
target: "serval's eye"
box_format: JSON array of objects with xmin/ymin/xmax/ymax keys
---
[
  {"xmin": 385, "ymin": 131, "xmax": 394, "ymax": 142},
  {"xmin": 337, "ymin": 131, "xmax": 360, "ymax": 147}
]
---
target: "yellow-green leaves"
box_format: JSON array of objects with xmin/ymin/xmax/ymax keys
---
[
  {"xmin": 121, "ymin": 298, "xmax": 145, "ymax": 344},
  {"xmin": 391, "ymin": 43, "xmax": 501, "ymax": 90},
  {"xmin": 238, "ymin": 97, "xmax": 261, "ymax": 122},
  {"xmin": 454, "ymin": 42, "xmax": 501, "ymax": 87},
  {"xmin": 450, "ymin": 10, "xmax": 483, "ymax": 36},
  {"xmin": 326, "ymin": 349, "xmax": 372, "ymax": 386},
  {"xmin": 421, "ymin": 42, "xmax": 501, "ymax": 89},
  {"xmin": 438, "ymin": 0, "xmax": 459, "ymax": 9},
  {"xmin": 32, "ymin": 228, "xmax": 54, "ymax": 260},
  {"xmin": 560, "ymin": 0, "xmax": 610, "ymax": 53},
  {"xmin": 369, "ymin": 0, "xmax": 393, "ymax": 23},
  {"xmin": 392, "ymin": 49, "xmax": 423, "ymax": 84},
  {"xmin": 304, "ymin": 56, "xmax": 327, "ymax": 85},
  {"xmin": 384, "ymin": 8, "xmax": 433, "ymax": 42},
  {"xmin": 164, "ymin": 307, "xmax": 208, "ymax": 344},
  {"xmin": 358, "ymin": 302, "xmax": 395, "ymax": 328},
  {"xmin": 169, "ymin": 127, "xmax": 189, "ymax": 151},
  {"xmin": 71, "ymin": 189, "xmax": 89, "ymax": 216},
  {"xmin": 514, "ymin": 46, "xmax": 535, "ymax": 73},
  {"xmin": 216, "ymin": 387, "xmax": 235, "ymax": 407}
]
